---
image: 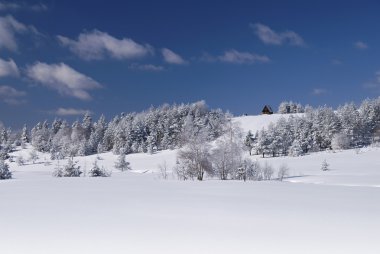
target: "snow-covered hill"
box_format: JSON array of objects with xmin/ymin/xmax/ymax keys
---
[
  {"xmin": 1, "ymin": 113, "xmax": 380, "ymax": 254},
  {"xmin": 233, "ymin": 113, "xmax": 301, "ymax": 133}
]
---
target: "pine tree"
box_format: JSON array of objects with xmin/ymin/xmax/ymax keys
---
[
  {"xmin": 0, "ymin": 159, "xmax": 12, "ymax": 179},
  {"xmin": 114, "ymin": 153, "xmax": 131, "ymax": 171},
  {"xmin": 244, "ymin": 131, "xmax": 254, "ymax": 156},
  {"xmin": 21, "ymin": 124, "xmax": 29, "ymax": 144},
  {"xmin": 321, "ymin": 159, "xmax": 329, "ymax": 171},
  {"xmin": 89, "ymin": 160, "xmax": 110, "ymax": 177},
  {"xmin": 53, "ymin": 158, "xmax": 82, "ymax": 177}
]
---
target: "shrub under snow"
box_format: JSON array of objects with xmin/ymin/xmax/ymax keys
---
[
  {"xmin": 89, "ymin": 161, "xmax": 111, "ymax": 177},
  {"xmin": 53, "ymin": 158, "xmax": 82, "ymax": 177}
]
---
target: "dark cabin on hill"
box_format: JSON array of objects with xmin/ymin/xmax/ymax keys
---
[{"xmin": 262, "ymin": 105, "xmax": 273, "ymax": 115}]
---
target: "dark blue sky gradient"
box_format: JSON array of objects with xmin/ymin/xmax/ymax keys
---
[{"xmin": 1, "ymin": 0, "xmax": 380, "ymax": 127}]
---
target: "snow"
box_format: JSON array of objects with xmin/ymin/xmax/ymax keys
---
[
  {"xmin": 233, "ymin": 113, "xmax": 301, "ymax": 133},
  {"xmin": 1, "ymin": 113, "xmax": 380, "ymax": 254}
]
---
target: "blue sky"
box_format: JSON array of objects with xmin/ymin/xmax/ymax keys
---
[{"xmin": 0, "ymin": 0, "xmax": 380, "ymax": 127}]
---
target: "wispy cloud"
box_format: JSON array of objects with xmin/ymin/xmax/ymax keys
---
[
  {"xmin": 363, "ymin": 71, "xmax": 380, "ymax": 91},
  {"xmin": 0, "ymin": 85, "xmax": 26, "ymax": 105},
  {"xmin": 26, "ymin": 62, "xmax": 102, "ymax": 100},
  {"xmin": 200, "ymin": 49, "xmax": 270, "ymax": 64},
  {"xmin": 312, "ymin": 88, "xmax": 328, "ymax": 96},
  {"xmin": 331, "ymin": 59, "xmax": 342, "ymax": 65},
  {"xmin": 0, "ymin": 15, "xmax": 37, "ymax": 51},
  {"xmin": 0, "ymin": 1, "xmax": 48, "ymax": 12},
  {"xmin": 250, "ymin": 23, "xmax": 305, "ymax": 46},
  {"xmin": 58, "ymin": 30, "xmax": 153, "ymax": 61},
  {"xmin": 0, "ymin": 58, "xmax": 19, "ymax": 77},
  {"xmin": 162, "ymin": 48, "xmax": 187, "ymax": 65},
  {"xmin": 53, "ymin": 108, "xmax": 91, "ymax": 116},
  {"xmin": 129, "ymin": 63, "xmax": 164, "ymax": 72},
  {"xmin": 218, "ymin": 49, "xmax": 270, "ymax": 64},
  {"xmin": 354, "ymin": 41, "xmax": 368, "ymax": 50}
]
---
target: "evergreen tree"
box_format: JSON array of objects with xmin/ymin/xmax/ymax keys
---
[
  {"xmin": 89, "ymin": 160, "xmax": 110, "ymax": 177},
  {"xmin": 244, "ymin": 131, "xmax": 255, "ymax": 155},
  {"xmin": 114, "ymin": 152, "xmax": 131, "ymax": 171},
  {"xmin": 56, "ymin": 158, "xmax": 82, "ymax": 177},
  {"xmin": 321, "ymin": 159, "xmax": 329, "ymax": 171},
  {"xmin": 21, "ymin": 124, "xmax": 29, "ymax": 144},
  {"xmin": 0, "ymin": 159, "xmax": 12, "ymax": 179}
]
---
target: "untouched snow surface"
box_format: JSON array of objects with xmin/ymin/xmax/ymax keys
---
[{"xmin": 1, "ymin": 114, "xmax": 380, "ymax": 254}]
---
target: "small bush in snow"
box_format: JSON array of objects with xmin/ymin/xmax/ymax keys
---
[
  {"xmin": 114, "ymin": 153, "xmax": 131, "ymax": 172},
  {"xmin": 321, "ymin": 159, "xmax": 329, "ymax": 171},
  {"xmin": 262, "ymin": 162, "xmax": 274, "ymax": 180},
  {"xmin": 0, "ymin": 159, "xmax": 12, "ymax": 180},
  {"xmin": 158, "ymin": 161, "xmax": 169, "ymax": 180},
  {"xmin": 53, "ymin": 158, "xmax": 82, "ymax": 177},
  {"xmin": 29, "ymin": 149, "xmax": 39, "ymax": 164},
  {"xmin": 89, "ymin": 161, "xmax": 111, "ymax": 177},
  {"xmin": 277, "ymin": 164, "xmax": 289, "ymax": 181},
  {"xmin": 16, "ymin": 156, "xmax": 25, "ymax": 166}
]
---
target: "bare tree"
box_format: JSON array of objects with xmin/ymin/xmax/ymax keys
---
[
  {"xmin": 158, "ymin": 161, "xmax": 169, "ymax": 180},
  {"xmin": 177, "ymin": 129, "xmax": 213, "ymax": 181},
  {"xmin": 29, "ymin": 149, "xmax": 39, "ymax": 164},
  {"xmin": 262, "ymin": 162, "xmax": 274, "ymax": 180},
  {"xmin": 211, "ymin": 120, "xmax": 244, "ymax": 180},
  {"xmin": 277, "ymin": 164, "xmax": 289, "ymax": 181}
]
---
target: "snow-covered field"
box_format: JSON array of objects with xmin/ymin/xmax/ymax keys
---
[{"xmin": 1, "ymin": 114, "xmax": 380, "ymax": 254}]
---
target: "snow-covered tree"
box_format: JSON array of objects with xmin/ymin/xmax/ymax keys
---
[
  {"xmin": 211, "ymin": 121, "xmax": 243, "ymax": 180},
  {"xmin": 54, "ymin": 158, "xmax": 82, "ymax": 177},
  {"xmin": 29, "ymin": 149, "xmax": 39, "ymax": 164},
  {"xmin": 262, "ymin": 162, "xmax": 274, "ymax": 180},
  {"xmin": 331, "ymin": 133, "xmax": 350, "ymax": 150},
  {"xmin": 16, "ymin": 156, "xmax": 25, "ymax": 166},
  {"xmin": 321, "ymin": 159, "xmax": 329, "ymax": 171},
  {"xmin": 21, "ymin": 124, "xmax": 29, "ymax": 144},
  {"xmin": 244, "ymin": 131, "xmax": 255, "ymax": 156},
  {"xmin": 289, "ymin": 139, "xmax": 303, "ymax": 157},
  {"xmin": 0, "ymin": 159, "xmax": 12, "ymax": 179},
  {"xmin": 114, "ymin": 152, "xmax": 131, "ymax": 171},
  {"xmin": 277, "ymin": 164, "xmax": 289, "ymax": 181},
  {"xmin": 177, "ymin": 129, "xmax": 213, "ymax": 181},
  {"xmin": 244, "ymin": 159, "xmax": 262, "ymax": 181},
  {"xmin": 89, "ymin": 160, "xmax": 110, "ymax": 177}
]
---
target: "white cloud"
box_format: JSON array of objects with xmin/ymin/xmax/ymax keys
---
[
  {"xmin": 199, "ymin": 50, "xmax": 270, "ymax": 64},
  {"xmin": 161, "ymin": 48, "xmax": 187, "ymax": 65},
  {"xmin": 354, "ymin": 41, "xmax": 368, "ymax": 49},
  {"xmin": 250, "ymin": 23, "xmax": 305, "ymax": 46},
  {"xmin": 0, "ymin": 2, "xmax": 48, "ymax": 12},
  {"xmin": 129, "ymin": 63, "xmax": 164, "ymax": 72},
  {"xmin": 0, "ymin": 15, "xmax": 29, "ymax": 51},
  {"xmin": 58, "ymin": 30, "xmax": 153, "ymax": 60},
  {"xmin": 0, "ymin": 85, "xmax": 26, "ymax": 105},
  {"xmin": 218, "ymin": 49, "xmax": 270, "ymax": 64},
  {"xmin": 312, "ymin": 88, "xmax": 328, "ymax": 96},
  {"xmin": 53, "ymin": 108, "xmax": 91, "ymax": 116},
  {"xmin": 26, "ymin": 62, "xmax": 102, "ymax": 100},
  {"xmin": 0, "ymin": 58, "xmax": 19, "ymax": 77}
]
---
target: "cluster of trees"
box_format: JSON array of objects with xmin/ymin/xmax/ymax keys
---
[
  {"xmin": 27, "ymin": 101, "xmax": 227, "ymax": 159},
  {"xmin": 246, "ymin": 98, "xmax": 380, "ymax": 157},
  {"xmin": 53, "ymin": 158, "xmax": 112, "ymax": 177},
  {"xmin": 278, "ymin": 101, "xmax": 305, "ymax": 114},
  {"xmin": 174, "ymin": 120, "xmax": 288, "ymax": 181}
]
